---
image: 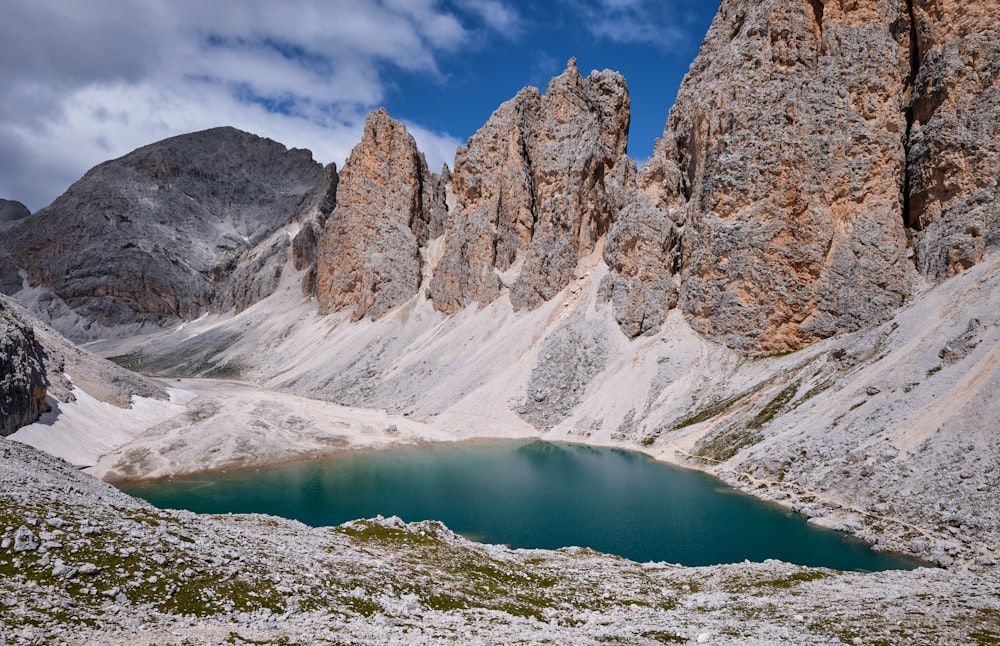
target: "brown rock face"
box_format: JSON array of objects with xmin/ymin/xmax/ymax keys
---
[
  {"xmin": 428, "ymin": 59, "xmax": 630, "ymax": 313},
  {"xmin": 314, "ymin": 109, "xmax": 438, "ymax": 321},
  {"xmin": 639, "ymin": 0, "xmax": 918, "ymax": 354},
  {"xmin": 600, "ymin": 199, "xmax": 680, "ymax": 337},
  {"xmin": 907, "ymin": 0, "xmax": 1000, "ymax": 280}
]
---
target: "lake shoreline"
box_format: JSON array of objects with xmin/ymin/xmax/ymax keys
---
[
  {"xmin": 9, "ymin": 376, "xmax": 936, "ymax": 570},
  {"xmin": 116, "ymin": 437, "xmax": 928, "ymax": 571}
]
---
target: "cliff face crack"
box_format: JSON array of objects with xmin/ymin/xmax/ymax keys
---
[
  {"xmin": 519, "ymin": 126, "xmax": 538, "ymax": 236},
  {"xmin": 807, "ymin": 0, "xmax": 824, "ymax": 36},
  {"xmin": 901, "ymin": 0, "xmax": 921, "ymax": 231}
]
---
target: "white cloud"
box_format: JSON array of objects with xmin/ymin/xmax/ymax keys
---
[
  {"xmin": 566, "ymin": 0, "xmax": 692, "ymax": 51},
  {"xmin": 455, "ymin": 0, "xmax": 523, "ymax": 35},
  {"xmin": 0, "ymin": 0, "xmax": 490, "ymax": 210}
]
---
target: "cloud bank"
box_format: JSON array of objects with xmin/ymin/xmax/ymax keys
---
[{"xmin": 0, "ymin": 0, "xmax": 507, "ymax": 210}]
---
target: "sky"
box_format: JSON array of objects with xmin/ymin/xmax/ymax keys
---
[{"xmin": 0, "ymin": 0, "xmax": 719, "ymax": 212}]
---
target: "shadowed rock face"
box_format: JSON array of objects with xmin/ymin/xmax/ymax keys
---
[
  {"xmin": 0, "ymin": 199, "xmax": 30, "ymax": 224},
  {"xmin": 0, "ymin": 255, "xmax": 20, "ymax": 295},
  {"xmin": 0, "ymin": 199, "xmax": 29, "ymax": 295},
  {"xmin": 313, "ymin": 109, "xmax": 440, "ymax": 321},
  {"xmin": 907, "ymin": 0, "xmax": 1000, "ymax": 280},
  {"xmin": 0, "ymin": 127, "xmax": 329, "ymax": 330},
  {"xmin": 0, "ymin": 299, "xmax": 47, "ymax": 436},
  {"xmin": 428, "ymin": 59, "xmax": 630, "ymax": 313}
]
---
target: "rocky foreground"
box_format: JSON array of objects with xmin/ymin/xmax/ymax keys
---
[{"xmin": 2, "ymin": 439, "xmax": 999, "ymax": 645}]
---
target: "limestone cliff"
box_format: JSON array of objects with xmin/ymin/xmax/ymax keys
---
[
  {"xmin": 630, "ymin": 0, "xmax": 998, "ymax": 354},
  {"xmin": 0, "ymin": 298, "xmax": 48, "ymax": 436},
  {"xmin": 637, "ymin": 0, "xmax": 917, "ymax": 354},
  {"xmin": 313, "ymin": 109, "xmax": 440, "ymax": 321},
  {"xmin": 907, "ymin": 0, "xmax": 1000, "ymax": 280},
  {"xmin": 428, "ymin": 59, "xmax": 630, "ymax": 313}
]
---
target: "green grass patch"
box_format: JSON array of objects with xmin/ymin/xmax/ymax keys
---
[{"xmin": 746, "ymin": 381, "xmax": 800, "ymax": 430}]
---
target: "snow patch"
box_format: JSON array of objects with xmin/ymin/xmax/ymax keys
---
[{"xmin": 9, "ymin": 387, "xmax": 194, "ymax": 468}]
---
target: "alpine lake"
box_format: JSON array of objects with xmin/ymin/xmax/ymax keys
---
[{"xmin": 118, "ymin": 440, "xmax": 923, "ymax": 571}]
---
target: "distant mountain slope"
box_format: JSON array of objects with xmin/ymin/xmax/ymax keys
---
[
  {"xmin": 0, "ymin": 127, "xmax": 336, "ymax": 337},
  {"xmin": 0, "ymin": 198, "xmax": 29, "ymax": 225}
]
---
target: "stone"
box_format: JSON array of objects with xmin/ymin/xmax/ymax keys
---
[
  {"xmin": 52, "ymin": 562, "xmax": 78, "ymax": 579},
  {"xmin": 0, "ymin": 300, "xmax": 48, "ymax": 436},
  {"xmin": 12, "ymin": 526, "xmax": 39, "ymax": 552},
  {"xmin": 428, "ymin": 59, "xmax": 630, "ymax": 313},
  {"xmin": 938, "ymin": 318, "xmax": 983, "ymax": 364},
  {"xmin": 313, "ymin": 109, "xmax": 439, "ymax": 321}
]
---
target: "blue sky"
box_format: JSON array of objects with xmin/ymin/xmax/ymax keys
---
[{"xmin": 0, "ymin": 0, "xmax": 718, "ymax": 211}]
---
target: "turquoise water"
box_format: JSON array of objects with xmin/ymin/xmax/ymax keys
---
[{"xmin": 118, "ymin": 440, "xmax": 922, "ymax": 570}]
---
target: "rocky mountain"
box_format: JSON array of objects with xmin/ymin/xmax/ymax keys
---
[
  {"xmin": 310, "ymin": 109, "xmax": 443, "ymax": 321},
  {"xmin": 632, "ymin": 0, "xmax": 998, "ymax": 354},
  {"xmin": 429, "ymin": 58, "xmax": 631, "ymax": 313},
  {"xmin": 0, "ymin": 128, "xmax": 335, "ymax": 339}
]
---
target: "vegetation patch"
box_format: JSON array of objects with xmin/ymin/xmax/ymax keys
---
[
  {"xmin": 668, "ymin": 392, "xmax": 747, "ymax": 431},
  {"xmin": 694, "ymin": 426, "xmax": 763, "ymax": 462},
  {"xmin": 746, "ymin": 381, "xmax": 800, "ymax": 430},
  {"xmin": 107, "ymin": 351, "xmax": 147, "ymax": 372}
]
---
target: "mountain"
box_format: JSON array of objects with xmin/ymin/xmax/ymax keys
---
[
  {"xmin": 0, "ymin": 0, "xmax": 995, "ymax": 565},
  {"xmin": 0, "ymin": 127, "xmax": 336, "ymax": 340}
]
